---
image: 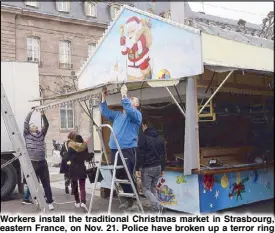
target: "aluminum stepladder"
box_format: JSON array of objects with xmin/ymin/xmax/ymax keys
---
[
  {"xmin": 88, "ymin": 124, "xmax": 144, "ymax": 214},
  {"xmin": 1, "ymin": 83, "xmax": 48, "ymax": 213}
]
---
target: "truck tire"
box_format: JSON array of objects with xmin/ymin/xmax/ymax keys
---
[{"xmin": 1, "ymin": 159, "xmax": 17, "ymax": 201}]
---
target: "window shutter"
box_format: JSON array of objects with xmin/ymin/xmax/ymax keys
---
[
  {"xmin": 59, "ymin": 41, "xmax": 64, "ymax": 63},
  {"xmin": 56, "ymin": 1, "xmax": 60, "ymax": 11},
  {"xmin": 84, "ymin": 1, "xmax": 88, "ymax": 16},
  {"xmin": 67, "ymin": 1, "xmax": 70, "ymax": 12}
]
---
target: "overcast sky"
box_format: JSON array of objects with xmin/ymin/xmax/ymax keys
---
[{"xmin": 188, "ymin": 2, "xmax": 273, "ymax": 25}]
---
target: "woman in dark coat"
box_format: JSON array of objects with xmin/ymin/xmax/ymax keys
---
[
  {"xmin": 60, "ymin": 131, "xmax": 76, "ymax": 195},
  {"xmin": 67, "ymin": 134, "xmax": 88, "ymax": 210}
]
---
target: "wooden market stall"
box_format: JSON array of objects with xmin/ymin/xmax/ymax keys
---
[{"xmin": 32, "ymin": 5, "xmax": 274, "ymax": 214}]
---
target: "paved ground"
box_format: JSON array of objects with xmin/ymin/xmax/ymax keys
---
[{"xmin": 1, "ymin": 155, "xmax": 274, "ymax": 215}]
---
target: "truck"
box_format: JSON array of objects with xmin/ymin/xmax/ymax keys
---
[{"xmin": 1, "ymin": 62, "xmax": 41, "ymax": 200}]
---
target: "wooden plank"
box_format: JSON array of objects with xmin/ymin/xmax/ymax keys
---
[
  {"xmin": 195, "ymin": 162, "xmax": 274, "ymax": 175},
  {"xmin": 200, "ymin": 146, "xmax": 254, "ymax": 158}
]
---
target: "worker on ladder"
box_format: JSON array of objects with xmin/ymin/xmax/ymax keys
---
[
  {"xmin": 23, "ymin": 109, "xmax": 54, "ymax": 210},
  {"xmin": 100, "ymin": 85, "xmax": 142, "ymax": 211}
]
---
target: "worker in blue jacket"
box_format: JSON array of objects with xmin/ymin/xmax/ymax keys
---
[{"xmin": 100, "ymin": 85, "xmax": 142, "ymax": 212}]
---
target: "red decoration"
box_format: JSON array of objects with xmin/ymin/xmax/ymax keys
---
[
  {"xmin": 203, "ymin": 175, "xmax": 215, "ymax": 191},
  {"xmin": 229, "ymin": 182, "xmax": 245, "ymax": 200}
]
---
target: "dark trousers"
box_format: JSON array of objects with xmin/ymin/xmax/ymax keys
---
[
  {"xmin": 31, "ymin": 160, "xmax": 53, "ymax": 204},
  {"xmin": 110, "ymin": 148, "xmax": 137, "ymax": 194},
  {"xmin": 64, "ymin": 174, "xmax": 71, "ymax": 188},
  {"xmin": 72, "ymin": 179, "xmax": 86, "ymax": 204}
]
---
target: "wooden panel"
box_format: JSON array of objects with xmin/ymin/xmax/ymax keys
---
[
  {"xmin": 200, "ymin": 146, "xmax": 254, "ymax": 158},
  {"xmin": 101, "ymin": 105, "xmax": 121, "ymax": 163},
  {"xmin": 235, "ymin": 73, "xmax": 265, "ymax": 86},
  {"xmin": 200, "ymin": 146, "xmax": 254, "ymax": 166}
]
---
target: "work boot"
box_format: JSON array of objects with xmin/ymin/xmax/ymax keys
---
[
  {"xmin": 119, "ymin": 200, "xmax": 132, "ymax": 210},
  {"xmin": 126, "ymin": 201, "xmax": 140, "ymax": 212}
]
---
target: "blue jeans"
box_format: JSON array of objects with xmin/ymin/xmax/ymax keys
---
[
  {"xmin": 24, "ymin": 186, "xmax": 31, "ymax": 200},
  {"xmin": 142, "ymin": 165, "xmax": 162, "ymax": 212}
]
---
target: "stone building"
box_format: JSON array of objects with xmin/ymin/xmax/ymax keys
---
[{"xmin": 1, "ymin": 1, "xmax": 169, "ymax": 154}]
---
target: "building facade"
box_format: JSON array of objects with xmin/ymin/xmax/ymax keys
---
[{"xmin": 1, "ymin": 1, "xmax": 170, "ymax": 154}]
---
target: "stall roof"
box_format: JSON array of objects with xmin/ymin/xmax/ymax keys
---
[
  {"xmin": 187, "ymin": 16, "xmax": 273, "ymax": 50},
  {"xmin": 32, "ymin": 80, "xmax": 180, "ymax": 111}
]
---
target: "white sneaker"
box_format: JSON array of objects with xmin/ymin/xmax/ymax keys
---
[
  {"xmin": 48, "ymin": 203, "xmax": 54, "ymax": 211},
  {"xmin": 75, "ymin": 203, "xmax": 81, "ymax": 208},
  {"xmin": 81, "ymin": 203, "xmax": 88, "ymax": 211}
]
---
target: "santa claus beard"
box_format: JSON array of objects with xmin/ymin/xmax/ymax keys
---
[{"xmin": 126, "ymin": 36, "xmax": 136, "ymax": 49}]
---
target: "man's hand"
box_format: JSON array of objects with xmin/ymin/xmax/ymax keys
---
[
  {"xmin": 120, "ymin": 84, "xmax": 128, "ymax": 98},
  {"xmin": 101, "ymin": 86, "xmax": 107, "ymax": 103},
  {"xmin": 135, "ymin": 171, "xmax": 141, "ymax": 178}
]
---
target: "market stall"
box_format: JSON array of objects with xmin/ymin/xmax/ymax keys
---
[{"xmin": 32, "ymin": 5, "xmax": 274, "ymax": 214}]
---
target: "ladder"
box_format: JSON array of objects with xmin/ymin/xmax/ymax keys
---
[
  {"xmin": 88, "ymin": 124, "xmax": 144, "ymax": 214},
  {"xmin": 1, "ymin": 83, "xmax": 48, "ymax": 213}
]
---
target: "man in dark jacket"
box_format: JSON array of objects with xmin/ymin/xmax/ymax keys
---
[
  {"xmin": 23, "ymin": 109, "xmax": 54, "ymax": 211},
  {"xmin": 136, "ymin": 119, "xmax": 165, "ymax": 213}
]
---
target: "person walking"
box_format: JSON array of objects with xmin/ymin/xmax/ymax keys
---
[
  {"xmin": 100, "ymin": 84, "xmax": 142, "ymax": 211},
  {"xmin": 67, "ymin": 135, "xmax": 88, "ymax": 211},
  {"xmin": 23, "ymin": 108, "xmax": 54, "ymax": 210},
  {"xmin": 60, "ymin": 132, "xmax": 76, "ymax": 195},
  {"xmin": 136, "ymin": 119, "xmax": 166, "ymax": 213}
]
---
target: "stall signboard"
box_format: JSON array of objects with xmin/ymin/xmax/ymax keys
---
[
  {"xmin": 199, "ymin": 168, "xmax": 274, "ymax": 213},
  {"xmin": 100, "ymin": 169, "xmax": 201, "ymax": 213},
  {"xmin": 78, "ymin": 7, "xmax": 203, "ymax": 89}
]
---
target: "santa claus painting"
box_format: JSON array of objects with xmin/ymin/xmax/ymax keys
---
[{"xmin": 120, "ymin": 16, "xmax": 152, "ymax": 80}]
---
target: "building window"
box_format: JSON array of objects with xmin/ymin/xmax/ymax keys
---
[
  {"xmin": 110, "ymin": 4, "xmax": 120, "ymax": 20},
  {"xmin": 88, "ymin": 43, "xmax": 96, "ymax": 57},
  {"xmin": 114, "ymin": 7, "xmax": 120, "ymax": 18},
  {"xmin": 27, "ymin": 37, "xmax": 40, "ymax": 62},
  {"xmin": 86, "ymin": 2, "xmax": 97, "ymax": 17},
  {"xmin": 60, "ymin": 102, "xmax": 74, "ymax": 130},
  {"xmin": 56, "ymin": 1, "xmax": 70, "ymax": 12},
  {"xmin": 25, "ymin": 1, "xmax": 39, "ymax": 7},
  {"xmin": 59, "ymin": 41, "xmax": 71, "ymax": 66}
]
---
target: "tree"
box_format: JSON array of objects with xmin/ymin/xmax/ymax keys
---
[{"xmin": 260, "ymin": 11, "xmax": 274, "ymax": 40}]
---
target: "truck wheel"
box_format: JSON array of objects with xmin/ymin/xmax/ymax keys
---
[{"xmin": 1, "ymin": 159, "xmax": 17, "ymax": 201}]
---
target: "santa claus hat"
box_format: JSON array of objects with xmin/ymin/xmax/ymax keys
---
[{"xmin": 126, "ymin": 16, "xmax": 142, "ymax": 30}]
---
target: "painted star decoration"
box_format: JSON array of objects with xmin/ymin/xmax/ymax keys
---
[
  {"xmin": 210, "ymin": 204, "xmax": 213, "ymax": 208},
  {"xmin": 203, "ymin": 189, "xmax": 206, "ymax": 194},
  {"xmin": 215, "ymin": 190, "xmax": 219, "ymax": 199}
]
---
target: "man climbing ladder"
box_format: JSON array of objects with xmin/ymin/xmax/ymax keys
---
[{"xmin": 100, "ymin": 84, "xmax": 142, "ymax": 211}]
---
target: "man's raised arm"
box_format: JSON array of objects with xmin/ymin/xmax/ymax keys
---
[
  {"xmin": 23, "ymin": 109, "xmax": 34, "ymax": 137},
  {"xmin": 100, "ymin": 87, "xmax": 119, "ymax": 122},
  {"xmin": 41, "ymin": 111, "xmax": 49, "ymax": 136}
]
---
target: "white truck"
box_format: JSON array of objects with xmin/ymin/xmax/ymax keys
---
[{"xmin": 1, "ymin": 62, "xmax": 41, "ymax": 200}]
